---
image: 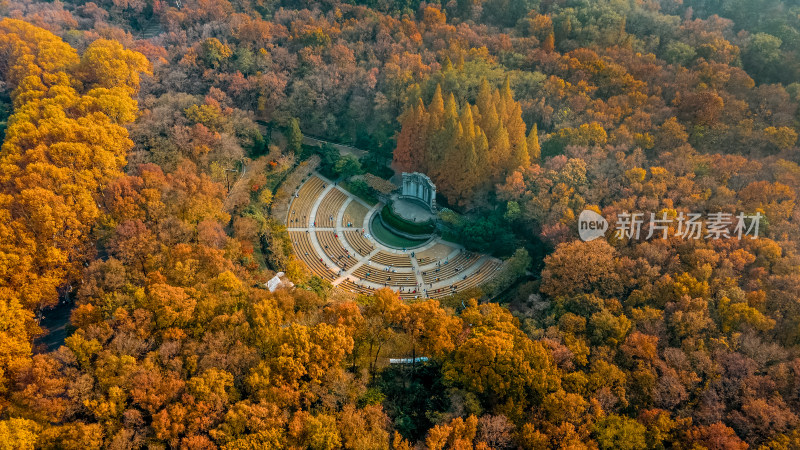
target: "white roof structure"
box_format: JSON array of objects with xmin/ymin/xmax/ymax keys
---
[
  {"xmin": 265, "ymin": 272, "xmax": 294, "ymax": 292},
  {"xmin": 388, "ymin": 357, "xmax": 429, "ymax": 364}
]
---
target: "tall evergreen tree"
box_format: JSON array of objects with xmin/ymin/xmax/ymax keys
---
[
  {"xmin": 451, "ymin": 104, "xmax": 480, "ymax": 206},
  {"xmin": 429, "ymin": 84, "xmax": 445, "ymax": 127},
  {"xmin": 527, "ymin": 123, "xmax": 541, "ymax": 162},
  {"xmin": 393, "ymin": 99, "xmax": 428, "ymax": 173},
  {"xmin": 428, "ymin": 92, "xmax": 461, "ymax": 192},
  {"xmin": 393, "ymin": 80, "xmax": 532, "ymax": 209},
  {"xmin": 287, "ymin": 118, "xmax": 302, "ymax": 154},
  {"xmin": 506, "ymin": 101, "xmax": 530, "ymax": 171}
]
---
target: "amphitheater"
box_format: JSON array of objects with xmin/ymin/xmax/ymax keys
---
[{"xmin": 285, "ymin": 172, "xmax": 504, "ymax": 300}]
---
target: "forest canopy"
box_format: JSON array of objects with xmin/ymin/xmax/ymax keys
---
[{"xmin": 2, "ymin": 0, "xmax": 800, "ymax": 448}]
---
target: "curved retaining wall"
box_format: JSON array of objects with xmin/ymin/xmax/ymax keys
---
[{"xmin": 367, "ymin": 209, "xmax": 434, "ymax": 249}]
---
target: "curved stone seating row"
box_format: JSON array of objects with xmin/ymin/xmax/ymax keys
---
[
  {"xmin": 289, "ymin": 231, "xmax": 337, "ymax": 281},
  {"xmin": 344, "ymin": 230, "xmax": 374, "ymax": 256},
  {"xmin": 288, "ymin": 176, "xmax": 325, "ymax": 226},
  {"xmin": 342, "ymin": 201, "xmax": 369, "ymax": 228},
  {"xmin": 421, "ymin": 251, "xmax": 481, "ymax": 284},
  {"xmin": 414, "ymin": 243, "xmax": 453, "ymax": 266},
  {"xmin": 426, "ymin": 259, "xmax": 502, "ymax": 299},
  {"xmin": 315, "ymin": 189, "xmax": 348, "ymax": 228},
  {"xmin": 317, "ymin": 231, "xmax": 356, "ymax": 270},
  {"xmin": 370, "ymin": 251, "xmax": 412, "ymax": 268},
  {"xmin": 338, "ymin": 279, "xmax": 374, "ymax": 295},
  {"xmin": 353, "ymin": 264, "xmax": 416, "ymax": 287}
]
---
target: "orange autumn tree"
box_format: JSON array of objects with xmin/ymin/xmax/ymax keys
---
[
  {"xmin": 0, "ymin": 19, "xmax": 150, "ymax": 310},
  {"xmin": 393, "ymin": 79, "xmax": 531, "ymax": 208},
  {"xmin": 0, "ymin": 19, "xmax": 149, "ymax": 393}
]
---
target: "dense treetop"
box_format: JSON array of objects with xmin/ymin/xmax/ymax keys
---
[{"xmin": 2, "ymin": 0, "xmax": 800, "ymax": 448}]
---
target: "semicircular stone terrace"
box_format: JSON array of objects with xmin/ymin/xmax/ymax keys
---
[{"xmin": 285, "ymin": 172, "xmax": 503, "ymax": 300}]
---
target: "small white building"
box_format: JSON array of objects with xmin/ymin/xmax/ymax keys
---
[{"xmin": 265, "ymin": 272, "xmax": 294, "ymax": 292}]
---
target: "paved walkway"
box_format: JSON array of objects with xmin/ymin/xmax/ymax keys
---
[{"xmin": 302, "ymin": 135, "xmax": 368, "ymax": 159}]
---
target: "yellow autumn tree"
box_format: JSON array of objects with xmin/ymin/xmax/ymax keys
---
[
  {"xmin": 0, "ymin": 19, "xmax": 150, "ymax": 396},
  {"xmin": 0, "ymin": 19, "xmax": 150, "ymax": 311}
]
